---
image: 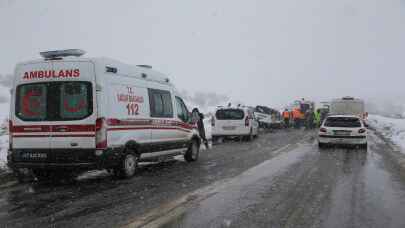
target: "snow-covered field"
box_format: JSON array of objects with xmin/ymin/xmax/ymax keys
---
[
  {"xmin": 0, "ymin": 87, "xmax": 9, "ymax": 170},
  {"xmin": 0, "ymin": 135, "xmax": 8, "ymax": 170},
  {"xmin": 368, "ymin": 115, "xmax": 405, "ymax": 154}
]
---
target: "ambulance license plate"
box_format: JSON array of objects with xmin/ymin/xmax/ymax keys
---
[{"xmin": 21, "ymin": 152, "xmax": 47, "ymax": 160}]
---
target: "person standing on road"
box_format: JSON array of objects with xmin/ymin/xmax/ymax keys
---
[
  {"xmin": 292, "ymin": 108, "xmax": 301, "ymax": 129},
  {"xmin": 282, "ymin": 109, "xmax": 290, "ymax": 128},
  {"xmin": 314, "ymin": 109, "xmax": 321, "ymax": 127},
  {"xmin": 320, "ymin": 109, "xmax": 328, "ymax": 124},
  {"xmin": 304, "ymin": 110, "xmax": 310, "ymax": 129},
  {"xmin": 191, "ymin": 108, "xmax": 209, "ymax": 148}
]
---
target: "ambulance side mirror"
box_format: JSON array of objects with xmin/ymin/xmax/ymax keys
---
[{"xmin": 188, "ymin": 112, "xmax": 193, "ymax": 123}]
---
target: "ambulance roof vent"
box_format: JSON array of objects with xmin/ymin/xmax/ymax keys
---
[
  {"xmin": 137, "ymin": 65, "xmax": 152, "ymax": 69},
  {"xmin": 40, "ymin": 49, "xmax": 86, "ymax": 60}
]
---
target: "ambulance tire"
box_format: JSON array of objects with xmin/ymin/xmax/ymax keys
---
[
  {"xmin": 114, "ymin": 150, "xmax": 138, "ymax": 179},
  {"xmin": 185, "ymin": 139, "xmax": 200, "ymax": 162},
  {"xmin": 360, "ymin": 143, "xmax": 368, "ymax": 150}
]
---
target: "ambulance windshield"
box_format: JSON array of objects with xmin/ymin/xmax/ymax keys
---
[{"xmin": 16, "ymin": 81, "xmax": 92, "ymax": 121}]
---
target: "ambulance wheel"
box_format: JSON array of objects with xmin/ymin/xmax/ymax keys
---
[
  {"xmin": 115, "ymin": 151, "xmax": 138, "ymax": 178},
  {"xmin": 185, "ymin": 139, "xmax": 199, "ymax": 162},
  {"xmin": 360, "ymin": 143, "xmax": 368, "ymax": 150}
]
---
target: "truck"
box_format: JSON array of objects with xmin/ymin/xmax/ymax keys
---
[{"xmin": 329, "ymin": 97, "xmax": 365, "ymax": 118}]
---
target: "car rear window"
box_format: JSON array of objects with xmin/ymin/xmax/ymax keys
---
[
  {"xmin": 16, "ymin": 81, "xmax": 92, "ymax": 121},
  {"xmin": 324, "ymin": 117, "xmax": 361, "ymax": 128},
  {"xmin": 215, "ymin": 109, "xmax": 245, "ymax": 120}
]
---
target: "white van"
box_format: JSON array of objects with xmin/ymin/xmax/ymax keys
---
[
  {"xmin": 211, "ymin": 106, "xmax": 259, "ymax": 141},
  {"xmin": 7, "ymin": 49, "xmax": 202, "ymax": 180}
]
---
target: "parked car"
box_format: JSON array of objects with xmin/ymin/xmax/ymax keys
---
[
  {"xmin": 318, "ymin": 115, "xmax": 367, "ymax": 149},
  {"xmin": 8, "ymin": 49, "xmax": 202, "ymax": 181},
  {"xmin": 254, "ymin": 106, "xmax": 283, "ymax": 129},
  {"xmin": 212, "ymin": 106, "xmax": 259, "ymax": 141}
]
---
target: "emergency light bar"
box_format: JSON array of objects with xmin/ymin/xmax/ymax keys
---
[
  {"xmin": 40, "ymin": 49, "xmax": 86, "ymax": 59},
  {"xmin": 137, "ymin": 65, "xmax": 152, "ymax": 69}
]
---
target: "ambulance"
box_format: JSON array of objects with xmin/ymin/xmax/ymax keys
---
[{"xmin": 7, "ymin": 49, "xmax": 202, "ymax": 181}]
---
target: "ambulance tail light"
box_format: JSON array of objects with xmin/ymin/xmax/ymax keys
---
[
  {"xmin": 319, "ymin": 127, "xmax": 327, "ymax": 133},
  {"xmin": 245, "ymin": 116, "xmax": 250, "ymax": 127},
  {"xmin": 96, "ymin": 118, "xmax": 107, "ymax": 149},
  {"xmin": 8, "ymin": 120, "xmax": 13, "ymax": 150},
  {"xmin": 211, "ymin": 117, "xmax": 215, "ymax": 127}
]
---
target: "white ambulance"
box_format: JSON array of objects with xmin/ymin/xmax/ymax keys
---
[{"xmin": 8, "ymin": 49, "xmax": 202, "ymax": 180}]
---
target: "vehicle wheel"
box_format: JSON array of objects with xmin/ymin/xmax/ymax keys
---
[
  {"xmin": 361, "ymin": 143, "xmax": 368, "ymax": 150},
  {"xmin": 246, "ymin": 130, "xmax": 253, "ymax": 141},
  {"xmin": 212, "ymin": 136, "xmax": 218, "ymax": 143},
  {"xmin": 115, "ymin": 151, "xmax": 138, "ymax": 178},
  {"xmin": 318, "ymin": 142, "xmax": 326, "ymax": 149},
  {"xmin": 184, "ymin": 139, "xmax": 200, "ymax": 162}
]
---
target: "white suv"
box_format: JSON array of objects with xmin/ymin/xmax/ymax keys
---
[
  {"xmin": 318, "ymin": 115, "xmax": 367, "ymax": 149},
  {"xmin": 212, "ymin": 106, "xmax": 259, "ymax": 141}
]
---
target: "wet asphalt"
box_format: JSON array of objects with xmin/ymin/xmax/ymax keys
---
[{"xmin": 1, "ymin": 129, "xmax": 405, "ymax": 228}]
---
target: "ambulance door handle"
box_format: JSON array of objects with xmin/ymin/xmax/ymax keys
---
[{"xmin": 55, "ymin": 126, "xmax": 68, "ymax": 132}]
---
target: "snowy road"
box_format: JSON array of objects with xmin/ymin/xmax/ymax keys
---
[{"xmin": 1, "ymin": 129, "xmax": 405, "ymax": 228}]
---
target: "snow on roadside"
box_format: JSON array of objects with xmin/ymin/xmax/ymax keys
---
[
  {"xmin": 368, "ymin": 115, "xmax": 405, "ymax": 153},
  {"xmin": 0, "ymin": 135, "xmax": 8, "ymax": 170}
]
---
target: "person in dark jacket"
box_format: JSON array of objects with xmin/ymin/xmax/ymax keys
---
[{"xmin": 191, "ymin": 108, "xmax": 208, "ymax": 148}]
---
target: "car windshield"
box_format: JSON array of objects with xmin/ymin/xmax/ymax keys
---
[
  {"xmin": 215, "ymin": 109, "xmax": 245, "ymax": 120},
  {"xmin": 324, "ymin": 117, "xmax": 361, "ymax": 128},
  {"xmin": 16, "ymin": 82, "xmax": 92, "ymax": 121}
]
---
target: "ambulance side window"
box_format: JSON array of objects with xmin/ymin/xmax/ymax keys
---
[
  {"xmin": 148, "ymin": 89, "xmax": 173, "ymax": 118},
  {"xmin": 175, "ymin": 96, "xmax": 189, "ymax": 123}
]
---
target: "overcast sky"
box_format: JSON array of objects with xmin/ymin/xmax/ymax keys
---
[{"xmin": 1, "ymin": 0, "xmax": 405, "ymax": 108}]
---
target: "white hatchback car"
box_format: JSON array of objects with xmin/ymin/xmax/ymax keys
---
[
  {"xmin": 318, "ymin": 115, "xmax": 367, "ymax": 148},
  {"xmin": 212, "ymin": 106, "xmax": 259, "ymax": 141}
]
